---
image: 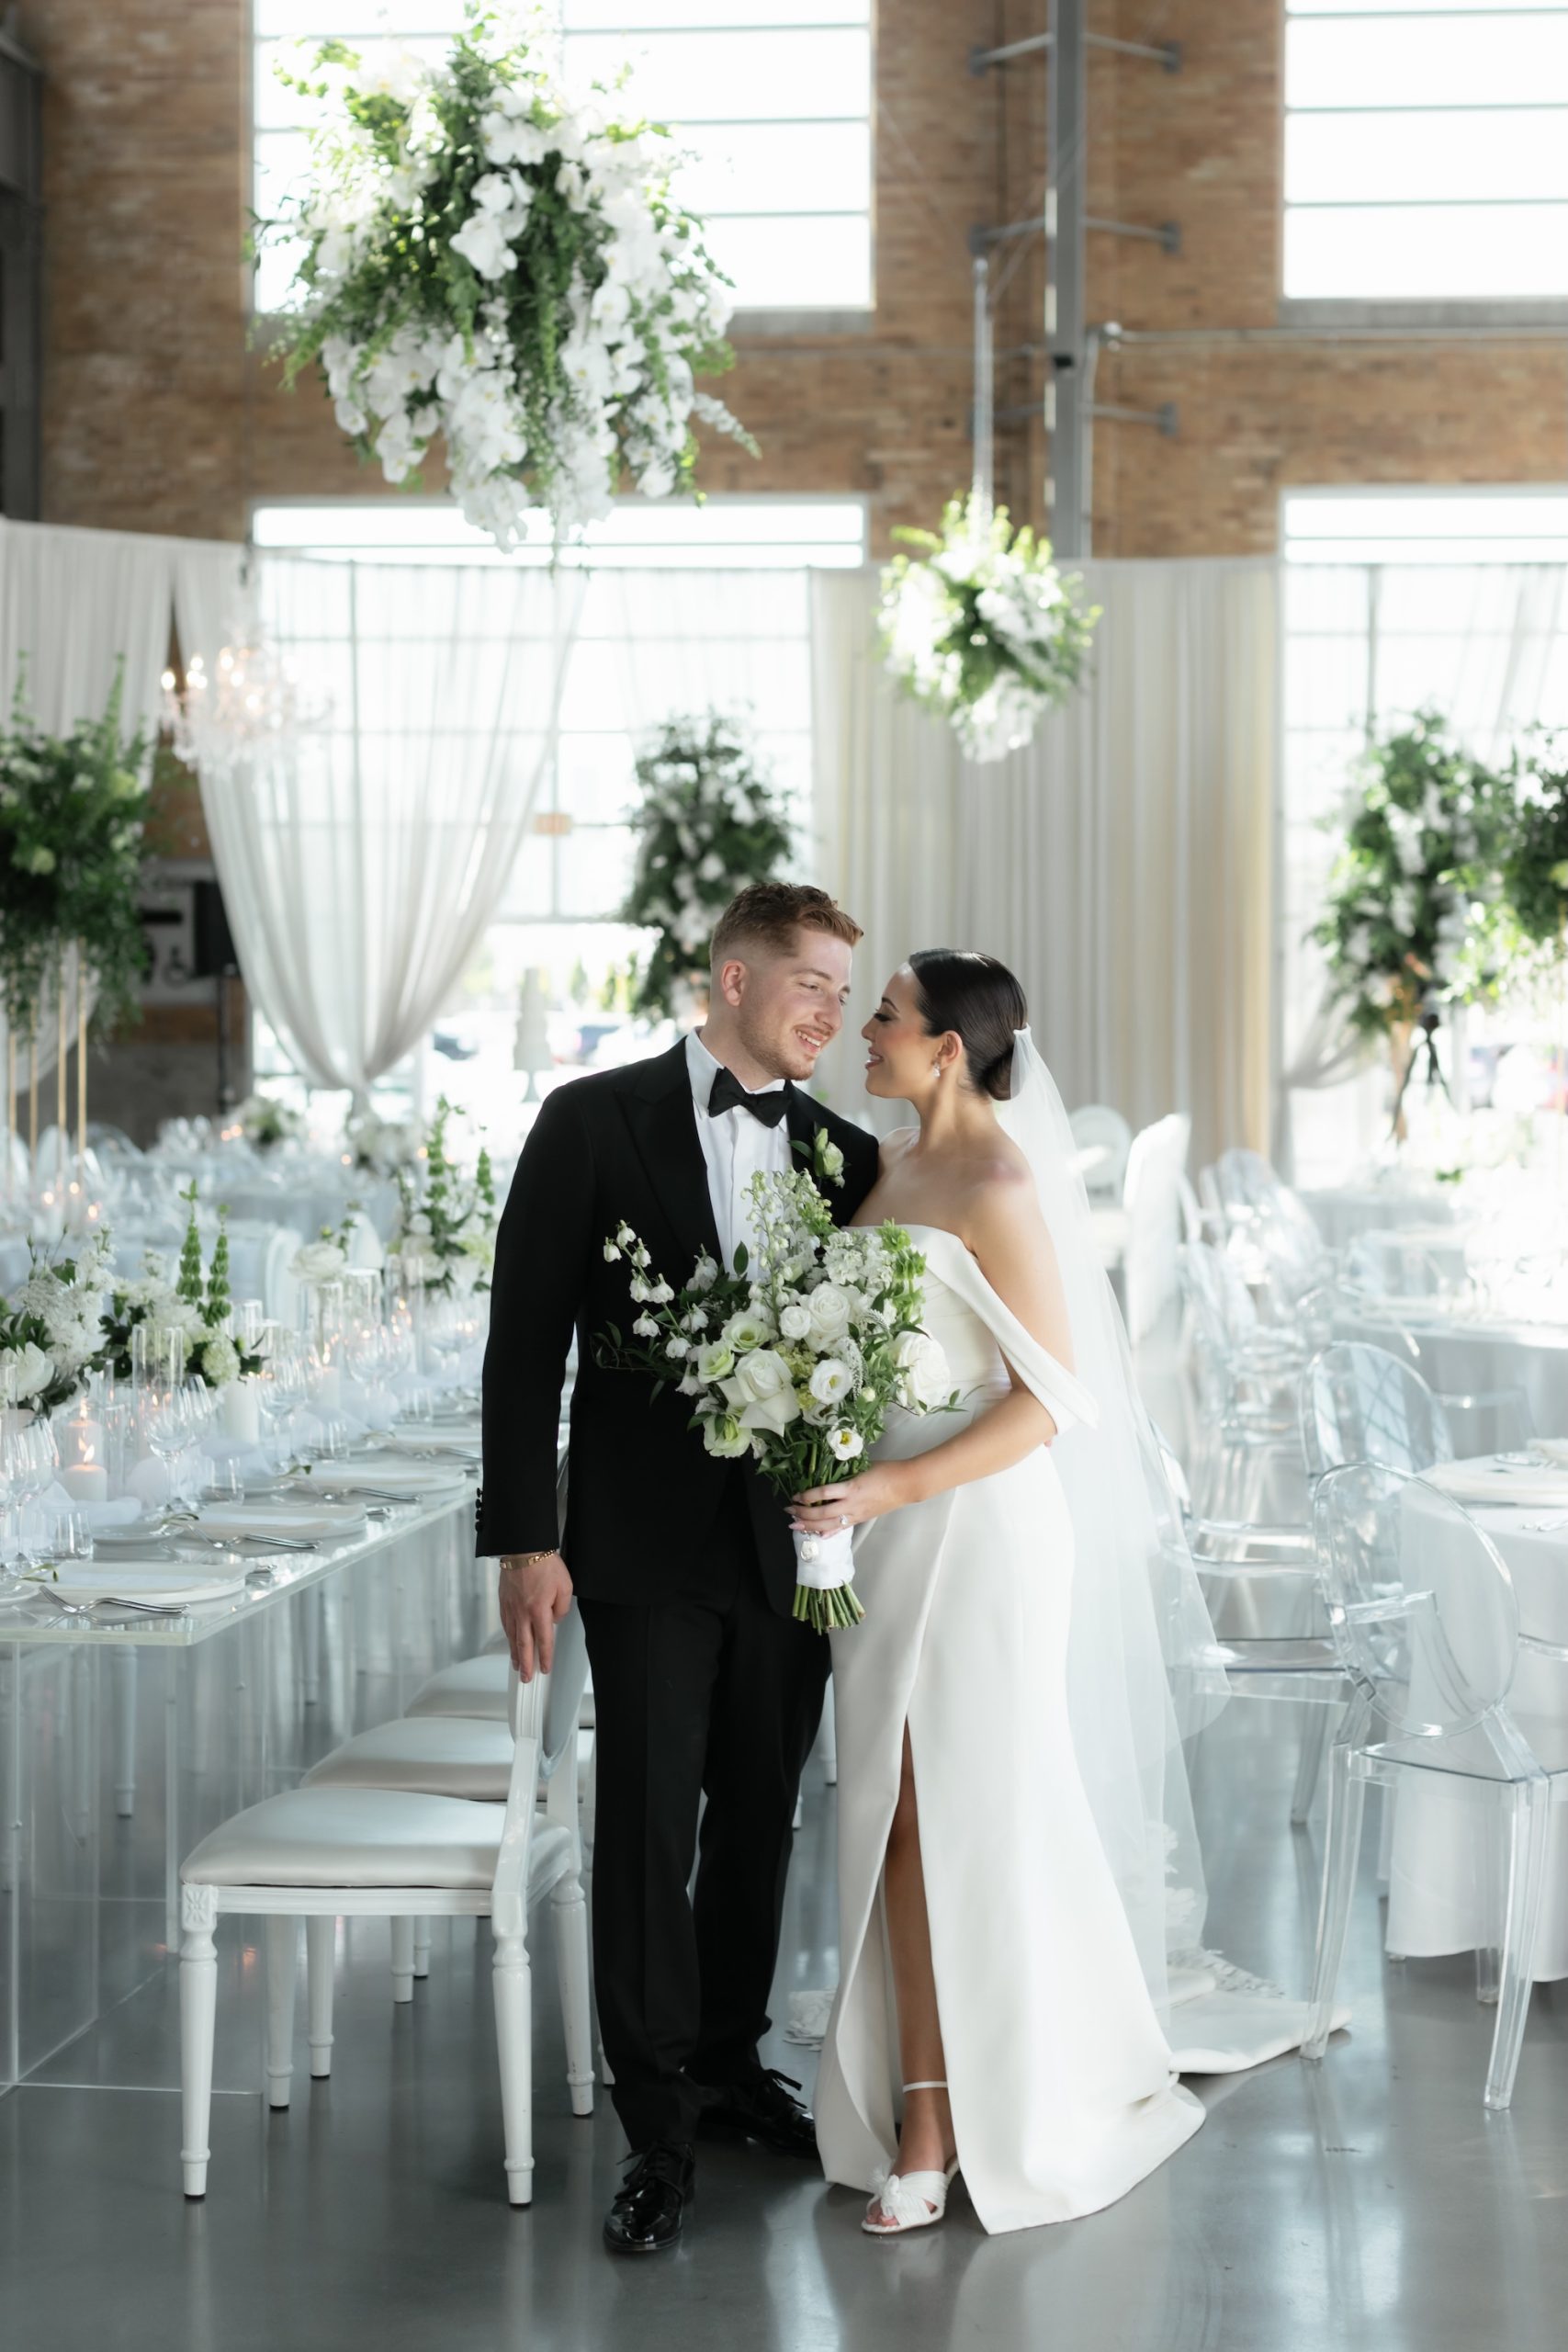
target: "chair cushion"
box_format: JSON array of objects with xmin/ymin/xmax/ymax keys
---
[
  {"xmin": 406, "ymin": 1654, "xmax": 511, "ymax": 1720},
  {"xmin": 304, "ymin": 1716, "xmax": 516, "ymax": 1802},
  {"xmin": 182, "ymin": 1786, "xmax": 504, "ymax": 1890}
]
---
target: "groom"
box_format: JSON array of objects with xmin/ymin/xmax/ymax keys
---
[{"xmin": 478, "ymin": 882, "xmax": 879, "ymax": 2256}]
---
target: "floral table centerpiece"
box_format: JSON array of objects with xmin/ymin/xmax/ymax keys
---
[
  {"xmin": 879, "ymin": 492, "xmax": 1100, "ymax": 763},
  {"xmin": 620, "ymin": 711, "xmax": 794, "ymax": 1021},
  {"xmin": 344, "ymin": 1106, "xmax": 423, "ymax": 1179},
  {"xmin": 1, "ymin": 1233, "xmax": 115, "ymax": 1414},
  {"xmin": 1503, "ymin": 735, "xmax": 1568, "ymax": 967},
  {"xmin": 389, "ymin": 1098, "xmax": 497, "ymax": 1295},
  {"xmin": 264, "ymin": 4, "xmax": 753, "ymax": 547},
  {"xmin": 597, "ymin": 1169, "xmax": 953, "ymax": 1631},
  {"xmin": 101, "ymin": 1188, "xmax": 265, "ymax": 1390},
  {"xmin": 234, "ymin": 1092, "xmax": 304, "ymax": 1151}
]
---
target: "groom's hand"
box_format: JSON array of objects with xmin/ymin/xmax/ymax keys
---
[{"xmin": 499, "ymin": 1550, "xmax": 574, "ymax": 1681}]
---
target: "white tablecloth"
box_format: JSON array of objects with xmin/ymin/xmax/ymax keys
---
[
  {"xmin": 1335, "ymin": 1306, "xmax": 1568, "ymax": 1448},
  {"xmin": 1387, "ymin": 1476, "xmax": 1568, "ymax": 1980},
  {"xmin": 1303, "ymin": 1183, "xmax": 1460, "ymax": 1252}
]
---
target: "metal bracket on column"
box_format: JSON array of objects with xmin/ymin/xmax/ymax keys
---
[
  {"xmin": 1089, "ymin": 401, "xmax": 1179, "ymax": 436},
  {"xmin": 1086, "ymin": 216, "xmax": 1180, "ymax": 254},
  {"xmin": 971, "ymin": 30, "xmax": 1180, "ymax": 74}
]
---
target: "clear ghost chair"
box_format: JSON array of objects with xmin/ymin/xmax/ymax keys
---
[
  {"xmin": 1304, "ymin": 1461, "xmax": 1568, "ymax": 2109},
  {"xmin": 1301, "ymin": 1343, "xmax": 1454, "ymax": 1484},
  {"xmin": 1156, "ymin": 1431, "xmax": 1345, "ymax": 1825},
  {"xmin": 1179, "ymin": 1241, "xmax": 1310, "ymax": 1532}
]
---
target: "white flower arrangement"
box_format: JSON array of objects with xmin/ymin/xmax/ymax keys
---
[
  {"xmin": 597, "ymin": 1169, "xmax": 953, "ymax": 1631},
  {"xmin": 2, "ymin": 1232, "xmax": 115, "ymax": 1412},
  {"xmin": 620, "ymin": 711, "xmax": 794, "ymax": 1019},
  {"xmin": 389, "ymin": 1098, "xmax": 498, "ymax": 1295},
  {"xmin": 234, "ymin": 1092, "xmax": 304, "ymax": 1150},
  {"xmin": 264, "ymin": 6, "xmax": 753, "ymax": 547},
  {"xmin": 344, "ymin": 1107, "xmax": 423, "ymax": 1179},
  {"xmin": 879, "ymin": 492, "xmax": 1100, "ymax": 763},
  {"xmin": 101, "ymin": 1193, "xmax": 265, "ymax": 1390}
]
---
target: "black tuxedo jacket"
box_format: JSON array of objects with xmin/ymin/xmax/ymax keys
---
[{"xmin": 477, "ymin": 1041, "xmax": 881, "ymax": 1616}]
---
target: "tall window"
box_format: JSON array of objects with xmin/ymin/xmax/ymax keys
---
[
  {"xmin": 246, "ymin": 498, "xmax": 866, "ymax": 1142},
  {"xmin": 253, "ymin": 3, "xmax": 873, "ymax": 315},
  {"xmin": 1283, "ymin": 3, "xmax": 1568, "ymax": 301},
  {"xmin": 1280, "ymin": 489, "xmax": 1568, "ymax": 1180}
]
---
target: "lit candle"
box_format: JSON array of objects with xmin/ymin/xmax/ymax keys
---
[{"xmin": 62, "ymin": 1413, "xmax": 108, "ymax": 1504}]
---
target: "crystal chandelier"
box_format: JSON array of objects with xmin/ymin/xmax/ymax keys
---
[{"xmin": 162, "ymin": 619, "xmax": 329, "ymax": 781}]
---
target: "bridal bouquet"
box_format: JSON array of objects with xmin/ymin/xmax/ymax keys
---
[{"xmin": 598, "ymin": 1170, "xmax": 953, "ymax": 1631}]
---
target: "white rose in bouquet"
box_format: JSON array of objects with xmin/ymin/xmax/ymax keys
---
[
  {"xmin": 722, "ymin": 1306, "xmax": 775, "ymax": 1352},
  {"xmin": 778, "ymin": 1302, "xmax": 813, "ymax": 1341},
  {"xmin": 806, "ymin": 1283, "xmax": 855, "ymax": 1345},
  {"xmin": 807, "ymin": 1358, "xmax": 855, "ymax": 1407},
  {"xmin": 700, "ymin": 1411, "xmax": 752, "ymax": 1460},
  {"xmin": 890, "ymin": 1329, "xmax": 953, "ymax": 1411},
  {"xmin": 723, "ymin": 1348, "xmax": 802, "ymax": 1437}
]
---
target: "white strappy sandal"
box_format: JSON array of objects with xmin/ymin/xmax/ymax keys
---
[{"xmin": 862, "ymin": 2082, "xmax": 960, "ymax": 2236}]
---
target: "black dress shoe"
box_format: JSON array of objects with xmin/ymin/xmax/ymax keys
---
[
  {"xmin": 603, "ymin": 2142, "xmax": 694, "ymax": 2256},
  {"xmin": 693, "ymin": 2066, "xmax": 818, "ymax": 2159}
]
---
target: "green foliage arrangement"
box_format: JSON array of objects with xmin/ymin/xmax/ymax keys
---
[
  {"xmin": 0, "ymin": 667, "xmax": 152, "ymax": 1038},
  {"xmin": 1502, "ymin": 735, "xmax": 1568, "ymax": 959},
  {"xmin": 620, "ymin": 711, "xmax": 794, "ymax": 1021},
  {"xmin": 1311, "ymin": 711, "xmax": 1517, "ymax": 1044}
]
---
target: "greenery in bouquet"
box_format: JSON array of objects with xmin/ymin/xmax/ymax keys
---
[
  {"xmin": 621, "ymin": 712, "xmax": 795, "ymax": 1020},
  {"xmin": 1502, "ymin": 733, "xmax": 1568, "ymax": 962},
  {"xmin": 0, "ymin": 1232, "xmax": 115, "ymax": 1414},
  {"xmin": 879, "ymin": 492, "xmax": 1100, "ymax": 763},
  {"xmin": 390, "ymin": 1097, "xmax": 498, "ymax": 1294},
  {"xmin": 262, "ymin": 4, "xmax": 754, "ymax": 548},
  {"xmin": 0, "ymin": 664, "xmax": 152, "ymax": 1038},
  {"xmin": 596, "ymin": 1168, "xmax": 953, "ymax": 1630},
  {"xmin": 234, "ymin": 1092, "xmax": 304, "ymax": 1150},
  {"xmin": 100, "ymin": 1189, "xmax": 265, "ymax": 1388},
  {"xmin": 1311, "ymin": 711, "xmax": 1518, "ymax": 1044}
]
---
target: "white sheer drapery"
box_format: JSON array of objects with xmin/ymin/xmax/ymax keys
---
[
  {"xmin": 175, "ymin": 555, "xmax": 585, "ymax": 1098},
  {"xmin": 812, "ymin": 561, "xmax": 1277, "ymax": 1169}
]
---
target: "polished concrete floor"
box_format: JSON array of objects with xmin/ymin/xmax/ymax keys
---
[{"xmin": 3, "ymin": 1696, "xmax": 1566, "ymax": 2352}]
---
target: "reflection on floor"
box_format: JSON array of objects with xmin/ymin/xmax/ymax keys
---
[{"xmin": 2, "ymin": 1692, "xmax": 1566, "ymax": 2352}]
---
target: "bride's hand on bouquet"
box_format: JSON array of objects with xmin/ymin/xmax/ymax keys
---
[{"xmin": 791, "ymin": 1462, "xmax": 910, "ymax": 1534}]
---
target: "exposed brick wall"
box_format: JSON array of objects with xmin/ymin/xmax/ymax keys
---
[{"xmin": 29, "ymin": 0, "xmax": 1566, "ymax": 557}]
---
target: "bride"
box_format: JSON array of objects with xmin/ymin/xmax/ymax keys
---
[{"xmin": 792, "ymin": 950, "xmax": 1217, "ymax": 2237}]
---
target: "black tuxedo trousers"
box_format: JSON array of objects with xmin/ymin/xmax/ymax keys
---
[{"xmin": 478, "ymin": 1043, "xmax": 880, "ymax": 2148}]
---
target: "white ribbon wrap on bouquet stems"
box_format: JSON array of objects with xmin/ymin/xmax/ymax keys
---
[{"xmin": 792, "ymin": 1521, "xmax": 856, "ymax": 1591}]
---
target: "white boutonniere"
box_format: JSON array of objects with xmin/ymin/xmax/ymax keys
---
[{"xmin": 795, "ymin": 1125, "xmax": 845, "ymax": 1192}]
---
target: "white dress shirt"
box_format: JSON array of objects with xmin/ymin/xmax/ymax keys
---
[{"xmin": 685, "ymin": 1030, "xmax": 791, "ymax": 1272}]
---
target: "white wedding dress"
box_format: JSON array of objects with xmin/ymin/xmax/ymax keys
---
[{"xmin": 814, "ymin": 1224, "xmax": 1207, "ymax": 2233}]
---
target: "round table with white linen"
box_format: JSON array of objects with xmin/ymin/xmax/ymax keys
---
[
  {"xmin": 1303, "ymin": 1182, "xmax": 1460, "ymax": 1253},
  {"xmin": 1334, "ymin": 1303, "xmax": 1568, "ymax": 1452},
  {"xmin": 1387, "ymin": 1470, "xmax": 1568, "ymax": 1980}
]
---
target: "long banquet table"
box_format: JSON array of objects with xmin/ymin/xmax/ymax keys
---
[{"xmin": 0, "ymin": 1481, "xmax": 492, "ymax": 2097}]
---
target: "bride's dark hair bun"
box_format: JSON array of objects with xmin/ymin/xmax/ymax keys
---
[{"xmin": 908, "ymin": 950, "xmax": 1028, "ymax": 1102}]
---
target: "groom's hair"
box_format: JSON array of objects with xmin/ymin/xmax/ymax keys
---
[{"xmin": 710, "ymin": 882, "xmax": 863, "ymax": 968}]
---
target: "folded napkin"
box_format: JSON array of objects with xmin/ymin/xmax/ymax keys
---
[
  {"xmin": 317, "ymin": 1460, "xmax": 468, "ymax": 1498},
  {"xmin": 40, "ymin": 1484, "xmax": 144, "ymax": 1532},
  {"xmin": 198, "ymin": 1500, "xmax": 367, "ymax": 1540},
  {"xmin": 1534, "ymin": 1440, "xmax": 1568, "ymax": 1467},
  {"xmin": 1425, "ymin": 1459, "xmax": 1568, "ymax": 1509}
]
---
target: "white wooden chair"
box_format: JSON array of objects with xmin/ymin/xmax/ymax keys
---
[{"xmin": 177, "ymin": 1610, "xmax": 592, "ymax": 2205}]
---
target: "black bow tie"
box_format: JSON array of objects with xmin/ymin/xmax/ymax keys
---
[{"xmin": 706, "ymin": 1067, "xmax": 791, "ymax": 1127}]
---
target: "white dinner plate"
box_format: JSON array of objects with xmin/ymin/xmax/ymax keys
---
[
  {"xmin": 377, "ymin": 1430, "xmax": 481, "ymax": 1461},
  {"xmin": 30, "ymin": 1562, "xmax": 248, "ymax": 1609},
  {"xmin": 1425, "ymin": 1459, "xmax": 1568, "ymax": 1510}
]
